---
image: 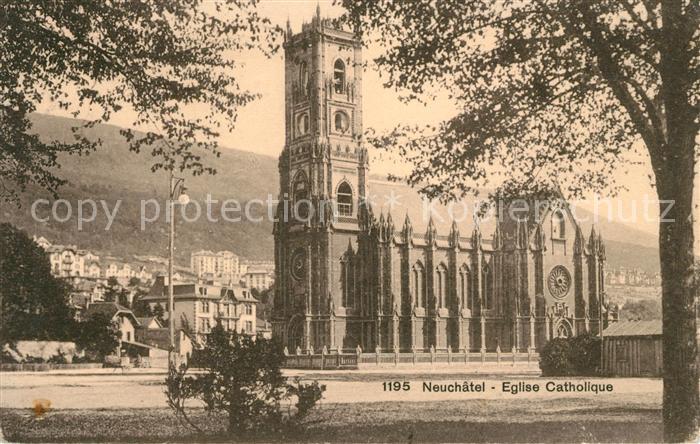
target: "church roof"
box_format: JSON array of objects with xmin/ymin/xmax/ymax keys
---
[
  {"xmin": 366, "ymin": 180, "xmax": 499, "ymax": 246},
  {"xmin": 603, "ymin": 320, "xmax": 661, "ymax": 337}
]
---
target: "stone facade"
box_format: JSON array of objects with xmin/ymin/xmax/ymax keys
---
[{"xmin": 272, "ymin": 12, "xmax": 612, "ymax": 353}]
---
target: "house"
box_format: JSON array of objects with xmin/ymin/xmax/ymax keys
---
[
  {"xmin": 602, "ymin": 320, "xmax": 662, "ymax": 377},
  {"xmin": 47, "ymin": 245, "xmax": 85, "ymax": 277},
  {"xmin": 134, "ymin": 327, "xmax": 193, "ymax": 363},
  {"xmin": 85, "ymin": 261, "xmax": 102, "ymax": 278},
  {"xmin": 70, "ymin": 280, "xmax": 105, "ymax": 315},
  {"xmin": 86, "ymin": 301, "xmax": 139, "ymax": 344},
  {"xmin": 142, "ymin": 276, "xmax": 259, "ymax": 343},
  {"xmin": 135, "ymin": 316, "xmax": 163, "ymax": 330}
]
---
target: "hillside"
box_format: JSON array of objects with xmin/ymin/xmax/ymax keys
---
[
  {"xmin": 1, "ymin": 113, "xmax": 662, "ymax": 272},
  {"xmin": 1, "ymin": 114, "xmax": 278, "ymax": 264}
]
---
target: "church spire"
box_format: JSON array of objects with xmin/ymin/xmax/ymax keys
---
[
  {"xmin": 402, "ymin": 213, "xmax": 413, "ymax": 244},
  {"xmin": 588, "ymin": 225, "xmax": 599, "ymax": 254},
  {"xmin": 449, "ymin": 220, "xmax": 460, "ymax": 249},
  {"xmin": 426, "ymin": 216, "xmax": 437, "ymax": 246},
  {"xmin": 573, "ymin": 225, "xmax": 584, "ymax": 255}
]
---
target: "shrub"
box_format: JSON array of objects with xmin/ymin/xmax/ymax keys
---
[
  {"xmin": 569, "ymin": 333, "xmax": 601, "ymax": 376},
  {"xmin": 166, "ymin": 323, "xmax": 325, "ymax": 438},
  {"xmin": 539, "ymin": 333, "xmax": 601, "ymax": 376},
  {"xmin": 539, "ymin": 337, "xmax": 572, "ymax": 376}
]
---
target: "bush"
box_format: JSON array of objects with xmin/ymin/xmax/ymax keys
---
[
  {"xmin": 569, "ymin": 333, "xmax": 601, "ymax": 376},
  {"xmin": 539, "ymin": 337, "xmax": 572, "ymax": 376},
  {"xmin": 539, "ymin": 333, "xmax": 601, "ymax": 376},
  {"xmin": 166, "ymin": 323, "xmax": 325, "ymax": 439}
]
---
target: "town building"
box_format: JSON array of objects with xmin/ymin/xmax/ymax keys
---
[
  {"xmin": 143, "ymin": 276, "xmax": 259, "ymax": 343},
  {"xmin": 47, "ymin": 245, "xmax": 87, "ymax": 277},
  {"xmin": 271, "ymin": 13, "xmax": 614, "ymax": 354},
  {"xmin": 191, "ymin": 250, "xmax": 240, "ymax": 284},
  {"xmin": 242, "ymin": 268, "xmax": 275, "ymax": 290},
  {"xmin": 86, "ymin": 301, "xmax": 139, "ymax": 344}
]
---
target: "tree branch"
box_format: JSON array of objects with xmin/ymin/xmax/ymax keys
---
[{"xmin": 568, "ymin": 1, "xmax": 664, "ymax": 167}]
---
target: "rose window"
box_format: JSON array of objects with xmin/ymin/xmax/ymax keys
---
[{"xmin": 547, "ymin": 265, "xmax": 571, "ymax": 299}]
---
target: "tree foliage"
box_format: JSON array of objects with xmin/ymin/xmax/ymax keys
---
[
  {"xmin": 539, "ymin": 333, "xmax": 601, "ymax": 376},
  {"xmin": 622, "ymin": 298, "xmax": 662, "ymax": 320},
  {"xmin": 345, "ymin": 1, "xmax": 698, "ymax": 440},
  {"xmin": 0, "ymin": 223, "xmax": 75, "ymax": 344},
  {"xmin": 344, "ymin": 0, "xmax": 698, "ymax": 201},
  {"xmin": 166, "ymin": 323, "xmax": 325, "ymax": 437},
  {"xmin": 1, "ymin": 0, "xmax": 282, "ymax": 202},
  {"xmin": 74, "ymin": 312, "xmax": 119, "ymax": 361}
]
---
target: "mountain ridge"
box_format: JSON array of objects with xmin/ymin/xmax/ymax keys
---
[{"xmin": 0, "ymin": 113, "xmax": 661, "ymax": 273}]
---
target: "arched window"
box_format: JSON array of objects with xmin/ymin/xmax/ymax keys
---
[
  {"xmin": 334, "ymin": 111, "xmax": 349, "ymax": 133},
  {"xmin": 459, "ymin": 264, "xmax": 471, "ymax": 309},
  {"xmin": 412, "ymin": 261, "xmax": 426, "ymax": 308},
  {"xmin": 336, "ymin": 181, "xmax": 353, "ymax": 216},
  {"xmin": 435, "ymin": 263, "xmax": 448, "ymax": 308},
  {"xmin": 333, "ymin": 59, "xmax": 345, "ymax": 94},
  {"xmin": 341, "ymin": 252, "xmax": 355, "ymax": 307},
  {"xmin": 482, "ymin": 262, "xmax": 493, "ymax": 310},
  {"xmin": 552, "ymin": 210, "xmax": 566, "ymax": 239},
  {"xmin": 293, "ymin": 172, "xmax": 309, "ymax": 219},
  {"xmin": 296, "ymin": 113, "xmax": 309, "ymax": 136}
]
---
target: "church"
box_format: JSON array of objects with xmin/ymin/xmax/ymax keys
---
[{"xmin": 271, "ymin": 11, "xmax": 613, "ymax": 354}]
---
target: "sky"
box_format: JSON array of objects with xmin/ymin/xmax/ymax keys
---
[{"xmin": 36, "ymin": 0, "xmax": 700, "ymax": 252}]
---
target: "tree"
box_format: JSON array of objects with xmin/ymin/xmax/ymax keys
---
[
  {"xmin": 74, "ymin": 312, "xmax": 119, "ymax": 361},
  {"xmin": 1, "ymin": 0, "xmax": 281, "ymax": 202},
  {"xmin": 0, "ymin": 223, "xmax": 75, "ymax": 344},
  {"xmin": 152, "ymin": 303, "xmax": 165, "ymax": 325},
  {"xmin": 345, "ymin": 1, "xmax": 698, "ymax": 440},
  {"xmin": 622, "ymin": 298, "xmax": 662, "ymax": 320},
  {"xmin": 102, "ymin": 277, "xmax": 130, "ymax": 307},
  {"xmin": 131, "ymin": 290, "xmax": 153, "ymax": 318},
  {"xmin": 166, "ymin": 323, "xmax": 325, "ymax": 437}
]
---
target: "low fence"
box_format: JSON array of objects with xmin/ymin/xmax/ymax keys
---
[
  {"xmin": 283, "ymin": 347, "xmax": 540, "ymax": 370},
  {"xmin": 0, "ymin": 363, "xmax": 104, "ymax": 372}
]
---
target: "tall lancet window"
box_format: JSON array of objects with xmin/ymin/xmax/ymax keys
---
[
  {"xmin": 337, "ymin": 181, "xmax": 353, "ymax": 216},
  {"xmin": 482, "ymin": 261, "xmax": 493, "ymax": 310},
  {"xmin": 333, "ymin": 59, "xmax": 345, "ymax": 94},
  {"xmin": 552, "ymin": 210, "xmax": 566, "ymax": 239},
  {"xmin": 292, "ymin": 171, "xmax": 309, "ymax": 220},
  {"xmin": 341, "ymin": 252, "xmax": 355, "ymax": 307},
  {"xmin": 459, "ymin": 264, "xmax": 471, "ymax": 309},
  {"xmin": 299, "ymin": 61, "xmax": 309, "ymax": 90},
  {"xmin": 412, "ymin": 261, "xmax": 426, "ymax": 308},
  {"xmin": 435, "ymin": 263, "xmax": 448, "ymax": 308}
]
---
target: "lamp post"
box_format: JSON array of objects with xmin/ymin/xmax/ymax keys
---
[{"xmin": 168, "ymin": 171, "xmax": 189, "ymax": 367}]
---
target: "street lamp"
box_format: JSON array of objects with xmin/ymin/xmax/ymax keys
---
[{"xmin": 168, "ymin": 171, "xmax": 188, "ymax": 367}]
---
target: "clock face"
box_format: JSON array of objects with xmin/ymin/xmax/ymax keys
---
[{"xmin": 291, "ymin": 250, "xmax": 306, "ymax": 281}]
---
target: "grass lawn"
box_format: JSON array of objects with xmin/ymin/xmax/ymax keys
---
[{"xmin": 0, "ymin": 396, "xmax": 662, "ymax": 443}]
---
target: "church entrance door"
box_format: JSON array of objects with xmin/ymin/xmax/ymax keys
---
[{"xmin": 554, "ymin": 319, "xmax": 573, "ymax": 338}]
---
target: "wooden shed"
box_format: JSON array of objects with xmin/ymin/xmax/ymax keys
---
[{"xmin": 602, "ymin": 320, "xmax": 662, "ymax": 377}]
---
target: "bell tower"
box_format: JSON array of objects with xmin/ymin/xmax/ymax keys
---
[{"xmin": 273, "ymin": 10, "xmax": 368, "ymax": 353}]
